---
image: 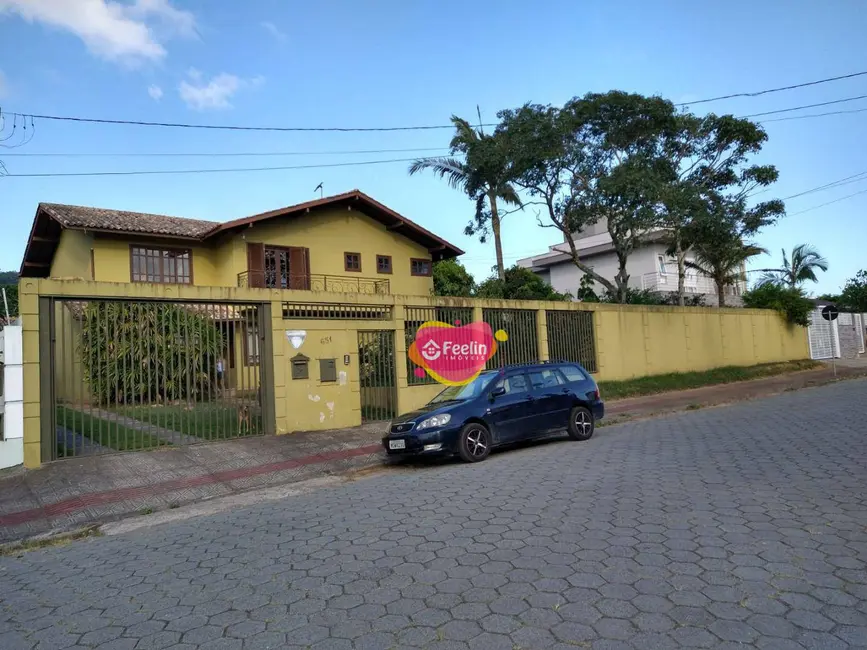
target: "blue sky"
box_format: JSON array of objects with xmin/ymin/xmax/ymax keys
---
[{"xmin": 0, "ymin": 0, "xmax": 865, "ymax": 294}]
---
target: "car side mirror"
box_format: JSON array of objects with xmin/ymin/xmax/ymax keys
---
[{"xmin": 490, "ymin": 386, "xmax": 506, "ymax": 400}]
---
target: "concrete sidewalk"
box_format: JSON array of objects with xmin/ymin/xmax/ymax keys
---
[{"xmin": 1, "ymin": 361, "xmax": 864, "ymax": 545}]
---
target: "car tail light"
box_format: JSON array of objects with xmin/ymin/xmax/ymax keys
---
[{"xmin": 594, "ymin": 388, "xmax": 601, "ymax": 401}]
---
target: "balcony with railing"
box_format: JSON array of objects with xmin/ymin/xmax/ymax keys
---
[
  {"xmin": 238, "ymin": 271, "xmax": 390, "ymax": 294},
  {"xmin": 640, "ymin": 272, "xmax": 746, "ymax": 296}
]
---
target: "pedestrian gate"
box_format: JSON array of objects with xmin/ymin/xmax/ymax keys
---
[
  {"xmin": 43, "ymin": 298, "xmax": 273, "ymax": 460},
  {"xmin": 357, "ymin": 330, "xmax": 397, "ymax": 421}
]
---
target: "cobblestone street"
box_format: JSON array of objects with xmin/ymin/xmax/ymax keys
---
[{"xmin": 2, "ymin": 379, "xmax": 866, "ymax": 649}]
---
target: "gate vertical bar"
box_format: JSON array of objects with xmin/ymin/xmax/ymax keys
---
[
  {"xmin": 39, "ymin": 297, "xmax": 56, "ymax": 463},
  {"xmin": 260, "ymin": 302, "xmax": 275, "ymax": 436}
]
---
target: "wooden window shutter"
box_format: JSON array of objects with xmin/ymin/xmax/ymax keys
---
[
  {"xmin": 246, "ymin": 243, "xmax": 265, "ymax": 288},
  {"xmin": 289, "ymin": 247, "xmax": 311, "ymax": 290}
]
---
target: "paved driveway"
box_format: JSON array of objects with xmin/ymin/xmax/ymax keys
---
[{"xmin": 2, "ymin": 380, "xmax": 866, "ymax": 649}]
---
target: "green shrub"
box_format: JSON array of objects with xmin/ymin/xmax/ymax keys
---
[
  {"xmin": 742, "ymin": 283, "xmax": 813, "ymax": 326},
  {"xmin": 80, "ymin": 302, "xmax": 224, "ymax": 404}
]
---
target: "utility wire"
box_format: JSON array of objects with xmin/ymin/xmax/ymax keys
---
[
  {"xmin": 742, "ymin": 94, "xmax": 867, "ymax": 118},
  {"xmin": 1, "ymin": 146, "xmax": 450, "ymax": 158},
  {"xmin": 786, "ymin": 188, "xmax": 867, "ymax": 216},
  {"xmin": 675, "ymin": 70, "xmax": 867, "ymax": 106},
  {"xmin": 760, "ymin": 106, "xmax": 867, "ymax": 123},
  {"xmin": 778, "ymin": 171, "xmax": 867, "ymax": 201},
  {"xmin": 4, "ymin": 70, "xmax": 867, "ymax": 134},
  {"xmin": 3, "ymin": 156, "xmax": 430, "ymax": 178}
]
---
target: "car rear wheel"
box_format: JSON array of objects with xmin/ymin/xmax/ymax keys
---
[
  {"xmin": 457, "ymin": 423, "xmax": 491, "ymax": 463},
  {"xmin": 567, "ymin": 406, "xmax": 595, "ymax": 441}
]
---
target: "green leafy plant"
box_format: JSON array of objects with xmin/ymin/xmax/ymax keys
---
[
  {"xmin": 432, "ymin": 259, "xmax": 476, "ymax": 297},
  {"xmin": 742, "ymin": 282, "xmax": 813, "ymax": 326},
  {"xmin": 758, "ymin": 244, "xmax": 828, "ymax": 287},
  {"xmin": 79, "ymin": 302, "xmax": 224, "ymax": 404},
  {"xmin": 476, "ymin": 265, "xmax": 571, "ymax": 301},
  {"xmin": 840, "ymin": 270, "xmax": 867, "ymax": 312}
]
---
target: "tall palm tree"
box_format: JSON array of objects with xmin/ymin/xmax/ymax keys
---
[
  {"xmin": 686, "ymin": 240, "xmax": 767, "ymax": 308},
  {"xmin": 409, "ymin": 116, "xmax": 520, "ymax": 282},
  {"xmin": 758, "ymin": 244, "xmax": 829, "ymax": 287}
]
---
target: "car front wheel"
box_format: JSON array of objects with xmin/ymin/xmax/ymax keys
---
[
  {"xmin": 457, "ymin": 423, "xmax": 491, "ymax": 463},
  {"xmin": 567, "ymin": 406, "xmax": 595, "ymax": 441}
]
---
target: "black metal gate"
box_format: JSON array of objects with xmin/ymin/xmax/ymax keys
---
[
  {"xmin": 357, "ymin": 330, "xmax": 397, "ymax": 421},
  {"xmin": 546, "ymin": 310, "xmax": 598, "ymax": 372},
  {"xmin": 483, "ymin": 308, "xmax": 538, "ymax": 368},
  {"xmin": 43, "ymin": 297, "xmax": 273, "ymax": 461}
]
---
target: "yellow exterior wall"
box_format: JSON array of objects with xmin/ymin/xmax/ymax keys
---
[
  {"xmin": 51, "ymin": 207, "xmax": 434, "ymax": 296},
  {"xmin": 17, "ymin": 279, "xmax": 810, "ymax": 467},
  {"xmin": 50, "ymin": 230, "xmax": 94, "ymax": 279},
  {"xmin": 242, "ymin": 208, "xmax": 433, "ymax": 296}
]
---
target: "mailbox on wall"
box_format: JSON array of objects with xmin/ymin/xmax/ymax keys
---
[
  {"xmin": 290, "ymin": 353, "xmax": 310, "ymax": 380},
  {"xmin": 319, "ymin": 358, "xmax": 337, "ymax": 382}
]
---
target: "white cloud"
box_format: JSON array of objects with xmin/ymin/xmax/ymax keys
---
[
  {"xmin": 0, "ymin": 0, "xmax": 196, "ymax": 65},
  {"xmin": 147, "ymin": 84, "xmax": 163, "ymax": 100},
  {"xmin": 260, "ymin": 20, "xmax": 286, "ymax": 42},
  {"xmin": 178, "ymin": 69, "xmax": 263, "ymax": 111}
]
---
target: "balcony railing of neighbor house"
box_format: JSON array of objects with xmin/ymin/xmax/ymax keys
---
[
  {"xmin": 640, "ymin": 272, "xmax": 746, "ymax": 296},
  {"xmin": 238, "ymin": 271, "xmax": 390, "ymax": 294}
]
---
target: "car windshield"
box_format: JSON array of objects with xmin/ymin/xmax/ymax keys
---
[{"xmin": 428, "ymin": 372, "xmax": 496, "ymax": 404}]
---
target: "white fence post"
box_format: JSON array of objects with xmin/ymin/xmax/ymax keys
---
[{"xmin": 0, "ymin": 325, "xmax": 24, "ymax": 468}]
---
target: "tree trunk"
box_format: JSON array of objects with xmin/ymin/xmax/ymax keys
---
[
  {"xmin": 488, "ymin": 193, "xmax": 506, "ymax": 282},
  {"xmin": 561, "ymin": 230, "xmax": 617, "ymax": 297},
  {"xmin": 674, "ymin": 233, "xmax": 686, "ymax": 307},
  {"xmin": 716, "ymin": 281, "xmax": 726, "ymax": 308},
  {"xmin": 615, "ymin": 252, "xmax": 630, "ymax": 303}
]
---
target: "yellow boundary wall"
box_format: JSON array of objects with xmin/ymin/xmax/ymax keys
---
[{"xmin": 19, "ymin": 279, "xmax": 809, "ymax": 467}]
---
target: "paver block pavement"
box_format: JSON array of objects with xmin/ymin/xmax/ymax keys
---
[{"xmin": 0, "ymin": 379, "xmax": 866, "ymax": 649}]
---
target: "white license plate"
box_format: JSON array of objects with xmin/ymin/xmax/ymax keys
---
[{"xmin": 389, "ymin": 439, "xmax": 406, "ymax": 450}]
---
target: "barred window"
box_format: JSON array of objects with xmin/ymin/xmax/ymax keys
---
[{"xmin": 131, "ymin": 247, "xmax": 192, "ymax": 284}]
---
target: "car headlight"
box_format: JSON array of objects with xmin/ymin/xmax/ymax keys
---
[{"xmin": 416, "ymin": 414, "xmax": 451, "ymax": 431}]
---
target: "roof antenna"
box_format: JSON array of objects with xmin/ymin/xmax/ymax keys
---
[{"xmin": 314, "ymin": 182, "xmax": 323, "ymax": 199}]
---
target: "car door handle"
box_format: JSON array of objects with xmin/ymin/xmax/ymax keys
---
[
  {"xmin": 525, "ymin": 395, "xmax": 535, "ymax": 401},
  {"xmin": 561, "ymin": 387, "xmax": 570, "ymax": 393}
]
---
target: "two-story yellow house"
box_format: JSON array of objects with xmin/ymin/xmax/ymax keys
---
[{"xmin": 20, "ymin": 189, "xmax": 463, "ymax": 294}]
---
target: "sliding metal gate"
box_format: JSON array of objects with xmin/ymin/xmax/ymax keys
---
[
  {"xmin": 357, "ymin": 330, "xmax": 397, "ymax": 421},
  {"xmin": 42, "ymin": 297, "xmax": 273, "ymax": 461}
]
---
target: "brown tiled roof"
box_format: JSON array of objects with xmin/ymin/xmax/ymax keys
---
[
  {"xmin": 40, "ymin": 203, "xmax": 218, "ymax": 239},
  {"xmin": 21, "ymin": 190, "xmax": 463, "ymax": 277}
]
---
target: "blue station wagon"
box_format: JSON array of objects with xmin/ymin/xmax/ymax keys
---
[{"xmin": 382, "ymin": 362, "xmax": 604, "ymax": 462}]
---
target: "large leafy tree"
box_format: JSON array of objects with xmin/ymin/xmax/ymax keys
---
[
  {"xmin": 758, "ymin": 244, "xmax": 829, "ymax": 287},
  {"xmin": 492, "ymin": 92, "xmax": 676, "ymax": 303},
  {"xmin": 679, "ymin": 195, "xmax": 782, "ymax": 307},
  {"xmin": 839, "ymin": 270, "xmax": 867, "ymax": 311},
  {"xmin": 656, "ymin": 114, "xmax": 784, "ymax": 305},
  {"xmin": 409, "ymin": 116, "xmax": 520, "ymax": 281},
  {"xmin": 476, "ymin": 265, "xmax": 570, "ymax": 301},
  {"xmin": 432, "ymin": 259, "xmax": 476, "ymax": 297}
]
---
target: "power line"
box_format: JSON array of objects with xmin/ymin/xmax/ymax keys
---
[
  {"xmin": 778, "ymin": 171, "xmax": 867, "ymax": 200},
  {"xmin": 3, "ymin": 156, "xmax": 429, "ymax": 178},
  {"xmin": 760, "ymin": 106, "xmax": 867, "ymax": 123},
  {"xmin": 676, "ymin": 70, "xmax": 867, "ymax": 106},
  {"xmin": 741, "ymin": 94, "xmax": 867, "ymax": 118},
  {"xmin": 4, "ymin": 69, "xmax": 867, "ymax": 135},
  {"xmin": 1, "ymin": 146, "xmax": 450, "ymax": 158},
  {"xmin": 786, "ymin": 187, "xmax": 867, "ymax": 216}
]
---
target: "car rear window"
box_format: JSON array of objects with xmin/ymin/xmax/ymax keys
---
[
  {"xmin": 529, "ymin": 369, "xmax": 564, "ymax": 389},
  {"xmin": 560, "ymin": 365, "xmax": 587, "ymax": 382}
]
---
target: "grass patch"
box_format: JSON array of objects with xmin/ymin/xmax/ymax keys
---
[
  {"xmin": 56, "ymin": 405, "xmax": 170, "ymax": 452},
  {"xmin": 0, "ymin": 526, "xmax": 101, "ymax": 556},
  {"xmin": 599, "ymin": 359, "xmax": 821, "ymax": 400},
  {"xmin": 112, "ymin": 403, "xmax": 262, "ymax": 441}
]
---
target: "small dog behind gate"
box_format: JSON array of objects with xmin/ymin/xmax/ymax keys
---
[{"xmin": 238, "ymin": 405, "xmax": 251, "ymax": 433}]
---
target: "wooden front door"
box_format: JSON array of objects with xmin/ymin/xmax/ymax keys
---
[{"xmin": 246, "ymin": 244, "xmax": 310, "ymax": 289}]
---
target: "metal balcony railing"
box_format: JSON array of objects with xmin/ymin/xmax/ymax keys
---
[{"xmin": 238, "ymin": 271, "xmax": 390, "ymax": 294}]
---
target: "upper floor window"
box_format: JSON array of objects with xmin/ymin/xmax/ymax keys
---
[
  {"xmin": 345, "ymin": 252, "xmax": 361, "ymax": 272},
  {"xmin": 131, "ymin": 246, "xmax": 192, "ymax": 284},
  {"xmin": 410, "ymin": 258, "xmax": 431, "ymax": 277},
  {"xmin": 376, "ymin": 255, "xmax": 392, "ymax": 274}
]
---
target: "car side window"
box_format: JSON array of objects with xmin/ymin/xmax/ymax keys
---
[
  {"xmin": 560, "ymin": 365, "xmax": 587, "ymax": 382},
  {"xmin": 529, "ymin": 369, "xmax": 564, "ymax": 390},
  {"xmin": 494, "ymin": 373, "xmax": 529, "ymax": 395}
]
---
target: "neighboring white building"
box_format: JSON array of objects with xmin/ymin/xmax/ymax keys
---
[{"xmin": 518, "ymin": 218, "xmax": 746, "ymax": 303}]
